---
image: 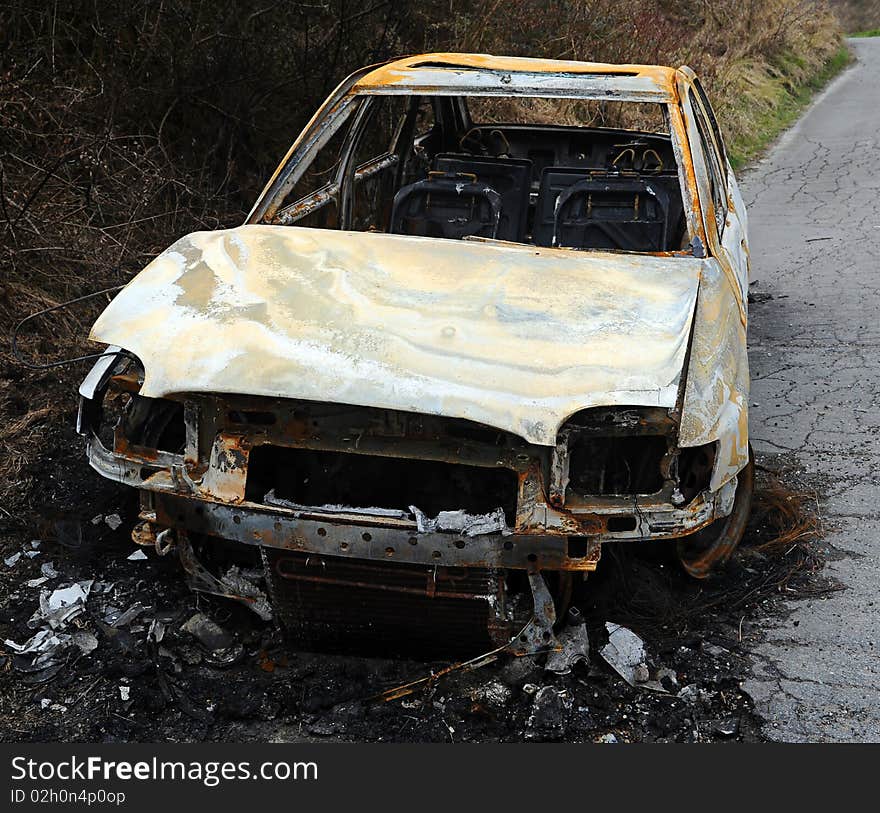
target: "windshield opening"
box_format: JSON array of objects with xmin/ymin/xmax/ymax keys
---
[{"xmin": 268, "ymin": 92, "xmax": 689, "ymax": 255}]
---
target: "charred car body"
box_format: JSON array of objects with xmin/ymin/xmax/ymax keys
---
[{"xmin": 77, "ymin": 54, "xmax": 752, "ymax": 655}]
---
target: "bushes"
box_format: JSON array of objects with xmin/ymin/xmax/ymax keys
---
[
  {"xmin": 0, "ymin": 1, "xmax": 842, "ymax": 310},
  {"xmin": 830, "ymin": 0, "xmax": 880, "ymax": 30},
  {"xmin": 424, "ymin": 0, "xmax": 843, "ymax": 166}
]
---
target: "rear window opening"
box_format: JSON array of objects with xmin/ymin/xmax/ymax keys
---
[
  {"xmin": 464, "ymin": 98, "xmax": 668, "ymax": 132},
  {"xmin": 244, "ymin": 446, "xmax": 519, "ymax": 524}
]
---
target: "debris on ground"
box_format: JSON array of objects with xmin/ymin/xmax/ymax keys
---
[
  {"xmin": 525, "ymin": 686, "xmax": 572, "ymax": 741},
  {"xmin": 0, "ymin": 451, "xmax": 829, "ymax": 742},
  {"xmin": 104, "ymin": 514, "xmax": 123, "ymax": 531},
  {"xmin": 599, "ymin": 623, "xmax": 666, "ymax": 692},
  {"xmin": 40, "ymin": 562, "xmax": 59, "ymax": 580},
  {"xmin": 713, "ymin": 718, "xmax": 739, "ymax": 737},
  {"xmin": 469, "ymin": 680, "xmax": 512, "ymax": 710},
  {"xmin": 180, "ymin": 612, "xmax": 244, "ymax": 666},
  {"xmin": 545, "ymin": 608, "xmax": 590, "ymax": 675},
  {"xmin": 29, "ymin": 581, "xmax": 93, "ymax": 630},
  {"xmin": 216, "ymin": 567, "xmax": 273, "ymax": 621},
  {"xmin": 108, "ymin": 602, "xmax": 147, "ymax": 628}
]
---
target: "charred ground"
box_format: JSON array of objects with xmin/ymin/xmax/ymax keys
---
[{"xmin": 0, "ymin": 411, "xmax": 833, "ymax": 742}]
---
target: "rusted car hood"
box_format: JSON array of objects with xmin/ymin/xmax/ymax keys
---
[{"xmin": 89, "ymin": 225, "xmax": 703, "ymax": 446}]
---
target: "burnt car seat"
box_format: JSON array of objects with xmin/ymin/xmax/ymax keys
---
[
  {"xmin": 389, "ymin": 170, "xmax": 502, "ymax": 240},
  {"xmin": 534, "ymin": 167, "xmax": 681, "ymax": 252},
  {"xmin": 432, "ymin": 154, "xmax": 532, "ymax": 242}
]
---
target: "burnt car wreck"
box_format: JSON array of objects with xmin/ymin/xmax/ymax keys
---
[{"xmin": 77, "ymin": 54, "xmax": 752, "ymax": 657}]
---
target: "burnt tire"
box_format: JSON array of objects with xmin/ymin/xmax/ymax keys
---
[{"xmin": 676, "ymin": 446, "xmax": 754, "ymax": 579}]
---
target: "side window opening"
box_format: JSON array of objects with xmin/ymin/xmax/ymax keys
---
[
  {"xmin": 692, "ymin": 79, "xmax": 728, "ymax": 173},
  {"xmin": 274, "ymin": 99, "xmax": 363, "ymax": 228},
  {"xmin": 689, "ymin": 89, "xmax": 727, "ymax": 238},
  {"xmin": 347, "ymin": 96, "xmax": 432, "ymax": 232}
]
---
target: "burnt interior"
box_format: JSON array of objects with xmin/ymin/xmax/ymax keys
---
[
  {"xmin": 114, "ymin": 394, "xmax": 185, "ymax": 454},
  {"xmin": 245, "ymin": 446, "xmax": 519, "ymax": 522},
  {"xmin": 388, "ymin": 153, "xmax": 682, "ymax": 251},
  {"xmin": 276, "ymin": 90, "xmax": 688, "ymax": 253},
  {"xmin": 677, "ymin": 442, "xmax": 716, "ymax": 503},
  {"xmin": 567, "ymin": 435, "xmax": 667, "ymax": 496}
]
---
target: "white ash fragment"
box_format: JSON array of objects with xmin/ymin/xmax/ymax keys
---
[
  {"xmin": 104, "ymin": 513, "xmax": 123, "ymax": 530},
  {"xmin": 599, "ymin": 622, "xmax": 667, "ymax": 693},
  {"xmin": 408, "ymin": 506, "xmax": 509, "ymax": 536},
  {"xmin": 263, "ymin": 490, "xmax": 408, "ymax": 519},
  {"xmin": 5, "ymin": 625, "xmax": 97, "ymax": 671},
  {"xmin": 600, "ymin": 623, "xmax": 647, "ymax": 687},
  {"xmin": 470, "ymin": 680, "xmax": 513, "ymax": 709},
  {"xmin": 677, "ymin": 684, "xmax": 698, "ymax": 703},
  {"xmin": 656, "ymin": 666, "xmax": 679, "ymax": 690},
  {"xmin": 27, "ymin": 581, "xmax": 93, "ymax": 630}
]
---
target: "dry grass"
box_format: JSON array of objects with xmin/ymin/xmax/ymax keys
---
[
  {"xmin": 592, "ymin": 468, "xmax": 829, "ymax": 639},
  {"xmin": 749, "ymin": 475, "xmax": 824, "ymax": 556},
  {"xmin": 831, "ymin": 0, "xmax": 880, "ymax": 31},
  {"xmin": 430, "ymin": 0, "xmax": 844, "ymax": 166}
]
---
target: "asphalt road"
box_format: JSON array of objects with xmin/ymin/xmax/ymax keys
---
[{"xmin": 742, "ymin": 36, "xmax": 880, "ymax": 742}]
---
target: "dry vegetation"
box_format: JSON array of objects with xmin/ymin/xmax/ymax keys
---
[
  {"xmin": 0, "ymin": 0, "xmax": 851, "ymax": 528},
  {"xmin": 830, "ymin": 0, "xmax": 880, "ymax": 30}
]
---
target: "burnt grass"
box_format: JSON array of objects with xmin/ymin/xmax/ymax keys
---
[{"xmin": 0, "ymin": 410, "xmax": 833, "ymax": 743}]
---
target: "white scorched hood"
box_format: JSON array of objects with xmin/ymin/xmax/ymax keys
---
[{"xmin": 89, "ymin": 225, "xmax": 703, "ymax": 446}]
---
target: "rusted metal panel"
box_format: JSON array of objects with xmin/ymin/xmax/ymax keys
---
[
  {"xmin": 154, "ymin": 492, "xmax": 601, "ymax": 571},
  {"xmin": 675, "ymin": 73, "xmax": 750, "ymax": 490},
  {"xmin": 354, "ymin": 54, "xmax": 678, "ymax": 102},
  {"xmin": 678, "ymin": 258, "xmax": 750, "ymax": 491}
]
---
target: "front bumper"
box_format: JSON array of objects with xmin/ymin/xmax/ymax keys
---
[
  {"xmin": 78, "ymin": 348, "xmax": 738, "ymax": 573},
  {"xmin": 84, "ymin": 428, "xmax": 737, "ymax": 572}
]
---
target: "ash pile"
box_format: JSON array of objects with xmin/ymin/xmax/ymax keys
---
[{"xmin": 1, "ymin": 501, "xmax": 784, "ymax": 743}]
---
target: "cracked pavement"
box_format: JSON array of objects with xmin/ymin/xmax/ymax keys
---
[{"xmin": 742, "ymin": 37, "xmax": 880, "ymax": 742}]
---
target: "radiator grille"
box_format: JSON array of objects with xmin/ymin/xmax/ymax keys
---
[{"xmin": 263, "ymin": 549, "xmax": 518, "ymax": 658}]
